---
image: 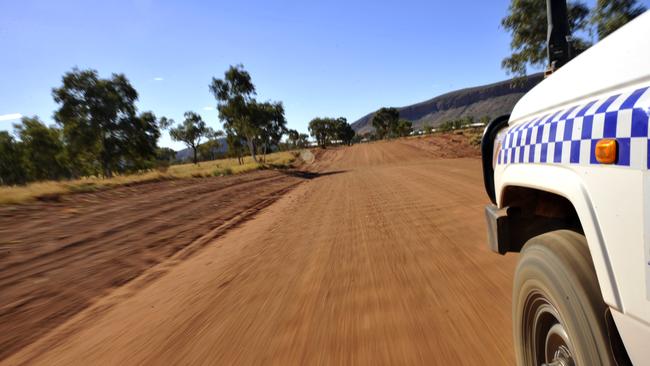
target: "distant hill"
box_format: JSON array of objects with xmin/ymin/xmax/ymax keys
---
[
  {"xmin": 350, "ymin": 73, "xmax": 544, "ymax": 134},
  {"xmin": 175, "ymin": 137, "xmax": 228, "ymax": 161}
]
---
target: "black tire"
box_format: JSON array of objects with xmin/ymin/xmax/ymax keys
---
[{"xmin": 513, "ymin": 230, "xmax": 616, "ymax": 365}]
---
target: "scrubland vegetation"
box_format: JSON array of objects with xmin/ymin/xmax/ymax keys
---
[{"xmin": 0, "ymin": 151, "xmax": 297, "ymax": 205}]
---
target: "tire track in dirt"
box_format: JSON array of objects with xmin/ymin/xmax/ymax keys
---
[
  {"xmin": 0, "ymin": 172, "xmax": 286, "ymax": 264},
  {"xmin": 0, "ymin": 169, "xmax": 307, "ymax": 361},
  {"xmin": 0, "ymin": 174, "xmax": 289, "ymax": 285}
]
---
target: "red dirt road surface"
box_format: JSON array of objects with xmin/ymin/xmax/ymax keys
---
[{"xmin": 1, "ymin": 134, "xmax": 519, "ymax": 365}]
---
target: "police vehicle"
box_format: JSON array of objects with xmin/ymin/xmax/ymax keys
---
[{"xmin": 482, "ymin": 1, "xmax": 650, "ymax": 364}]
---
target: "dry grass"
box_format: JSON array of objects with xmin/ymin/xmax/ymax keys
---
[
  {"xmin": 0, "ymin": 151, "xmax": 298, "ymax": 205},
  {"xmin": 167, "ymin": 151, "xmax": 296, "ymax": 178},
  {"xmin": 455, "ymin": 128, "xmax": 484, "ymax": 146},
  {"xmin": 402, "ymin": 127, "xmax": 484, "ymax": 145}
]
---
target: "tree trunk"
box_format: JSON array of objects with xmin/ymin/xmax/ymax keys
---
[
  {"xmin": 101, "ymin": 156, "xmax": 112, "ymax": 178},
  {"xmin": 246, "ymin": 137, "xmax": 257, "ymax": 163},
  {"xmin": 101, "ymin": 138, "xmax": 113, "ymax": 178},
  {"xmin": 262, "ymin": 143, "xmax": 267, "ymax": 163},
  {"xmin": 192, "ymin": 146, "xmax": 198, "ymax": 165}
]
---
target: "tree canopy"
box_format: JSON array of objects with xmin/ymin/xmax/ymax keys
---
[
  {"xmin": 210, "ymin": 65, "xmax": 288, "ymax": 163},
  {"xmin": 198, "ymin": 130, "xmax": 225, "ymax": 161},
  {"xmin": 501, "ymin": 0, "xmax": 645, "ymax": 77},
  {"xmin": 592, "ymin": 0, "xmax": 646, "ymax": 39},
  {"xmin": 0, "ymin": 131, "xmax": 28, "ymax": 185},
  {"xmin": 501, "ymin": 0, "xmax": 590, "ymax": 77},
  {"xmin": 254, "ymin": 101, "xmax": 287, "ymax": 160},
  {"xmin": 308, "ymin": 117, "xmax": 356, "ymax": 148},
  {"xmin": 14, "ymin": 116, "xmax": 68, "ymax": 181},
  {"xmin": 286, "ymin": 129, "xmax": 310, "ymax": 149},
  {"xmin": 308, "ymin": 118, "xmax": 331, "ymax": 147},
  {"xmin": 395, "ymin": 119, "xmax": 413, "ymax": 137},
  {"xmin": 210, "ymin": 65, "xmax": 260, "ymax": 162},
  {"xmin": 52, "ymin": 68, "xmax": 164, "ymax": 177},
  {"xmin": 372, "ymin": 108, "xmax": 400, "ymax": 139},
  {"xmin": 336, "ymin": 118, "xmax": 356, "ymax": 145}
]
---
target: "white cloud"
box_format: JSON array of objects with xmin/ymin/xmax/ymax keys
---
[
  {"xmin": 202, "ymin": 106, "xmax": 215, "ymax": 111},
  {"xmin": 153, "ymin": 77, "xmax": 164, "ymax": 81},
  {"xmin": 0, "ymin": 113, "xmax": 22, "ymax": 122}
]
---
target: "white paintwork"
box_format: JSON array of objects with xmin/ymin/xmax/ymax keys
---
[
  {"xmin": 493, "ymin": 11, "xmax": 650, "ymax": 361},
  {"xmin": 611, "ymin": 309, "xmax": 650, "ymax": 365}
]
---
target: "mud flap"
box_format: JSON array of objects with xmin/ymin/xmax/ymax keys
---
[{"xmin": 485, "ymin": 204, "xmax": 510, "ymax": 255}]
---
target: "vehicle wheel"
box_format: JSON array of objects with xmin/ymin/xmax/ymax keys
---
[{"xmin": 513, "ymin": 230, "xmax": 616, "ymax": 366}]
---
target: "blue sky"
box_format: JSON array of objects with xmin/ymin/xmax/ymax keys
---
[{"xmin": 1, "ymin": 0, "xmax": 648, "ymax": 149}]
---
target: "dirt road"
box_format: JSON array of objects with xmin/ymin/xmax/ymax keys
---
[{"xmin": 2, "ymin": 135, "xmax": 519, "ymax": 365}]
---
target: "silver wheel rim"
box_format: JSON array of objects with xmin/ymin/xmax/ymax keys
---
[{"xmin": 523, "ymin": 291, "xmax": 575, "ymax": 366}]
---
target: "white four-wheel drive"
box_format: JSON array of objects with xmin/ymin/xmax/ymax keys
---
[{"xmin": 482, "ymin": 3, "xmax": 650, "ymax": 365}]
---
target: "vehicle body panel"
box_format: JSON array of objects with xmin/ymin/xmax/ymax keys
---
[{"xmin": 611, "ymin": 308, "xmax": 650, "ymax": 366}]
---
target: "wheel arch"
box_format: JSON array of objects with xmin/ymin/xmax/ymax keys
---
[{"xmin": 497, "ymin": 164, "xmax": 622, "ymax": 310}]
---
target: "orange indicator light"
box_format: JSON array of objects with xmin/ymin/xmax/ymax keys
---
[{"xmin": 595, "ymin": 139, "xmax": 617, "ymax": 164}]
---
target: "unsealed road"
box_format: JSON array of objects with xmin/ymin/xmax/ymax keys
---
[{"xmin": 3, "ymin": 137, "xmax": 518, "ymax": 365}]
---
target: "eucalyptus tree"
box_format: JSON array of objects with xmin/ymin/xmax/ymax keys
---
[
  {"xmin": 52, "ymin": 68, "xmax": 164, "ymax": 177},
  {"xmin": 13, "ymin": 116, "xmax": 68, "ymax": 181},
  {"xmin": 500, "ymin": 0, "xmax": 590, "ymax": 77},
  {"xmin": 372, "ymin": 107, "xmax": 399, "ymax": 139},
  {"xmin": 308, "ymin": 118, "xmax": 333, "ymax": 147},
  {"xmin": 210, "ymin": 65, "xmax": 261, "ymax": 162},
  {"xmin": 169, "ymin": 112, "xmax": 215, "ymax": 164},
  {"xmin": 255, "ymin": 101, "xmax": 287, "ymax": 161},
  {"xmin": 199, "ymin": 130, "xmax": 225, "ymax": 161},
  {"xmin": 0, "ymin": 131, "xmax": 27, "ymax": 185},
  {"xmin": 592, "ymin": 0, "xmax": 646, "ymax": 38},
  {"xmin": 395, "ymin": 119, "xmax": 413, "ymax": 137},
  {"xmin": 225, "ymin": 129, "xmax": 246, "ymax": 164}
]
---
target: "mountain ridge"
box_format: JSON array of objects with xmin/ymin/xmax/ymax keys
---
[
  {"xmin": 351, "ymin": 73, "xmax": 544, "ymax": 134},
  {"xmin": 175, "ymin": 137, "xmax": 228, "ymax": 161}
]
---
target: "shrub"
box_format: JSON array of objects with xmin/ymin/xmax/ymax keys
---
[{"xmin": 212, "ymin": 167, "xmax": 233, "ymax": 176}]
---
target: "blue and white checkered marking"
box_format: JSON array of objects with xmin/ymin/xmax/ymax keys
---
[{"xmin": 498, "ymin": 86, "xmax": 650, "ymax": 169}]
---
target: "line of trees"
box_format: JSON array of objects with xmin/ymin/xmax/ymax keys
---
[
  {"xmin": 437, "ymin": 115, "xmax": 491, "ymax": 132},
  {"xmin": 501, "ymin": 0, "xmax": 646, "ymax": 76},
  {"xmin": 285, "ymin": 129, "xmax": 310, "ymax": 149},
  {"xmin": 164, "ymin": 65, "xmax": 291, "ymax": 166},
  {"xmin": 1, "ymin": 69, "xmax": 173, "ymax": 185},
  {"xmin": 1, "ymin": 65, "xmax": 312, "ymax": 186},
  {"xmin": 307, "ymin": 117, "xmax": 356, "ymax": 148}
]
